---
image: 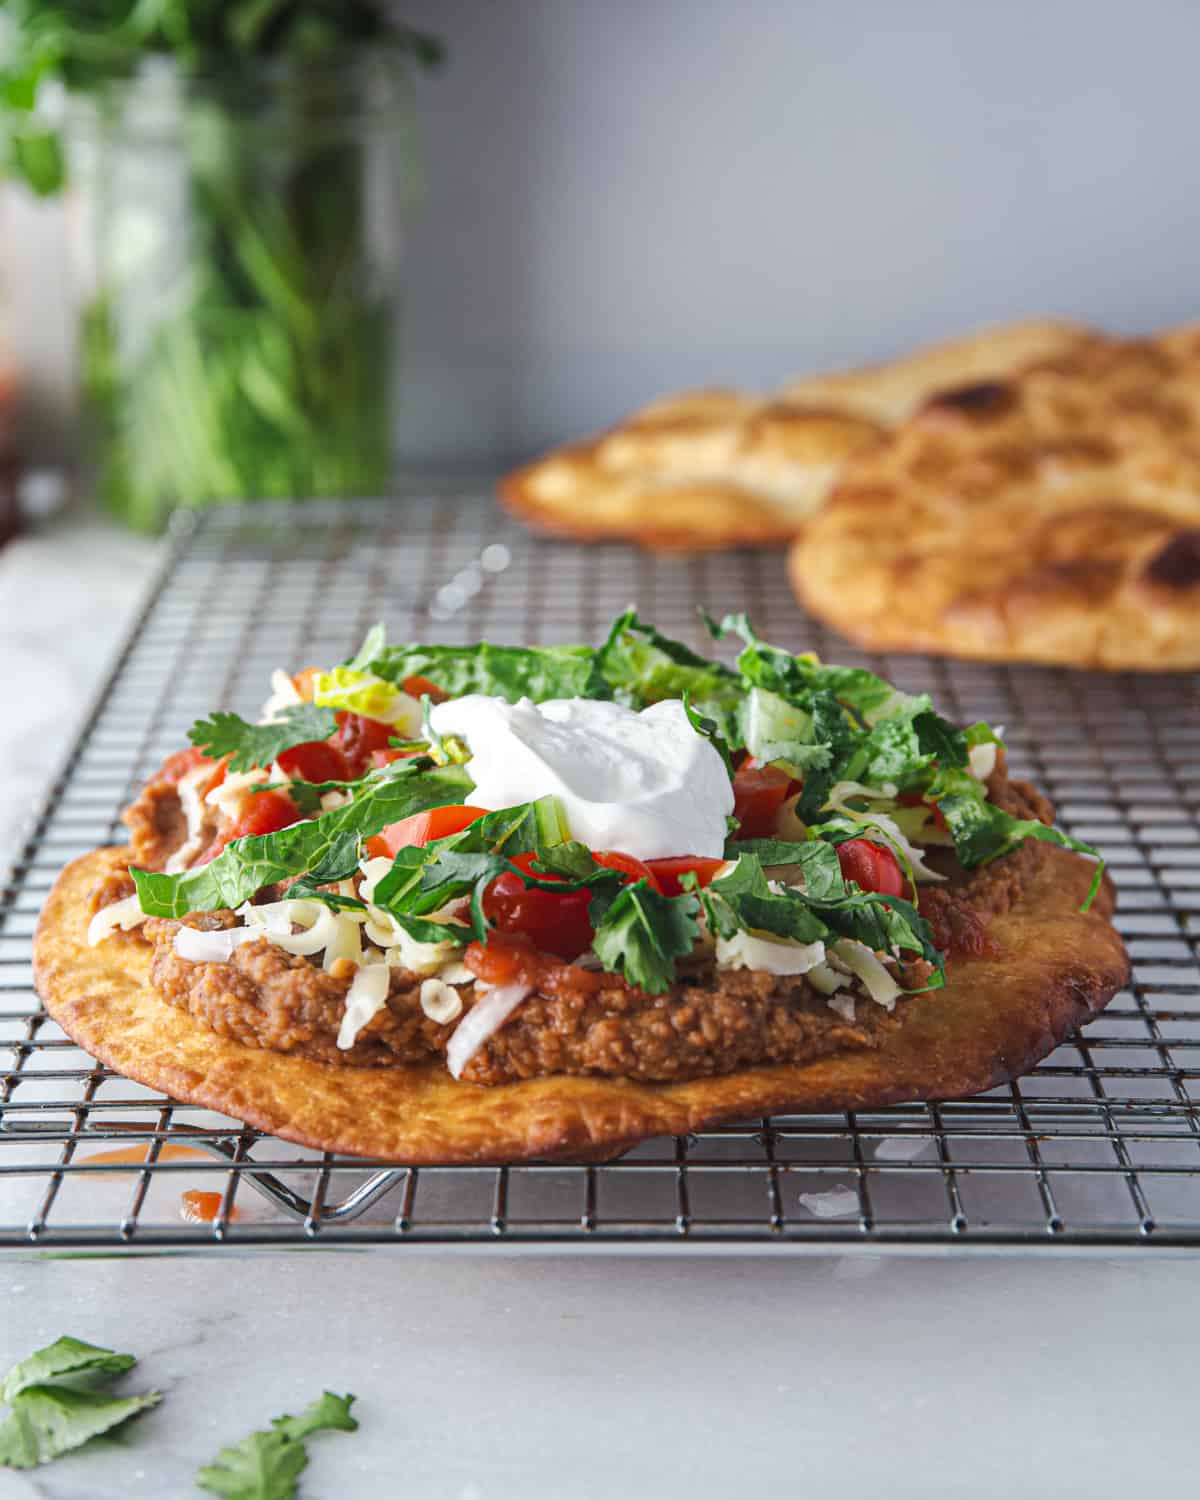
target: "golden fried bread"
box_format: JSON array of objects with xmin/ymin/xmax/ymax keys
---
[
  {"xmin": 790, "ymin": 325, "xmax": 1200, "ymax": 670},
  {"xmin": 780, "ymin": 317, "xmax": 1093, "ymax": 425},
  {"xmin": 499, "ymin": 319, "xmax": 1092, "ymax": 552},
  {"xmin": 35, "ymin": 845, "xmax": 1126, "ymax": 1164}
]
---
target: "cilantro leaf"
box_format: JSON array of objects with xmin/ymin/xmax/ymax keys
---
[
  {"xmin": 835, "ymin": 701, "xmax": 968, "ymax": 792},
  {"xmin": 697, "ymin": 856, "xmax": 828, "ymax": 944},
  {"xmin": 1, "ymin": 1337, "xmax": 135, "ymax": 1403},
  {"xmin": 188, "ymin": 705, "xmax": 338, "ymax": 774},
  {"xmin": 0, "ymin": 1387, "xmax": 161, "ymax": 1470},
  {"xmin": 590, "ymin": 881, "xmax": 701, "ymax": 994},
  {"xmin": 196, "ymin": 1391, "xmax": 357, "ymax": 1500},
  {"xmin": 0, "ymin": 1337, "xmax": 160, "ymax": 1472},
  {"xmin": 725, "ymin": 838, "xmax": 846, "ymax": 898},
  {"xmin": 132, "ymin": 762, "xmax": 473, "ymax": 917},
  {"xmin": 368, "ymin": 641, "xmax": 607, "ymax": 703}
]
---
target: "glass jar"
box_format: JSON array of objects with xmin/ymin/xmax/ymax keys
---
[{"xmin": 65, "ymin": 54, "xmax": 412, "ymax": 532}]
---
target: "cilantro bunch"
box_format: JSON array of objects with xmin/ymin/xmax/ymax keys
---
[{"xmin": 1, "ymin": 2, "xmax": 441, "ymax": 195}]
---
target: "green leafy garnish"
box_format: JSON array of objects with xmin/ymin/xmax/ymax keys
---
[
  {"xmin": 132, "ymin": 761, "xmax": 473, "ymax": 917},
  {"xmin": 188, "ymin": 704, "xmax": 338, "ymax": 775},
  {"xmin": 691, "ymin": 853, "xmax": 944, "ymax": 984},
  {"xmin": 599, "ymin": 609, "xmax": 741, "ymax": 730},
  {"xmin": 369, "ymin": 801, "xmax": 619, "ymax": 943},
  {"xmin": 0, "ymin": 1336, "xmax": 160, "ymax": 1471},
  {"xmin": 590, "ymin": 880, "xmax": 702, "ymax": 994},
  {"xmin": 929, "ymin": 767, "xmax": 1105, "ymax": 908},
  {"xmin": 364, "ymin": 639, "xmax": 607, "ymax": 704},
  {"xmin": 197, "ymin": 1390, "xmax": 357, "ymax": 1500}
]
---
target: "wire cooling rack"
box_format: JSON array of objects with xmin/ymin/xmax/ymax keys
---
[{"xmin": 2, "ymin": 493, "xmax": 1199, "ymax": 1253}]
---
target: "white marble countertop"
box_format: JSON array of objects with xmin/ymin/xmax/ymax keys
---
[{"xmin": 2, "ymin": 510, "xmax": 1198, "ymax": 1499}]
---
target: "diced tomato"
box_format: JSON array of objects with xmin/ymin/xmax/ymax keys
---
[
  {"xmin": 275, "ymin": 740, "xmax": 349, "ymax": 783},
  {"xmin": 898, "ymin": 790, "xmax": 950, "ymax": 833},
  {"xmin": 402, "ymin": 674, "xmax": 446, "ymax": 703},
  {"xmin": 836, "ymin": 838, "xmax": 907, "ymax": 897},
  {"xmin": 332, "ymin": 712, "xmax": 396, "ymax": 777},
  {"xmin": 157, "ymin": 747, "xmax": 206, "ymax": 784},
  {"xmin": 481, "ymin": 871, "xmax": 595, "ymax": 961},
  {"xmin": 154, "ymin": 747, "xmax": 228, "ymax": 794},
  {"xmin": 646, "ymin": 855, "xmax": 726, "ymax": 897},
  {"xmin": 366, "ymin": 803, "xmax": 489, "ymax": 860},
  {"xmin": 591, "ymin": 850, "xmax": 663, "ymax": 892},
  {"xmin": 731, "ymin": 764, "xmax": 798, "ymax": 840},
  {"xmin": 199, "ymin": 789, "xmax": 301, "ymax": 864},
  {"xmin": 204, "ymin": 756, "xmax": 229, "ymax": 795},
  {"xmin": 464, "ymin": 932, "xmax": 543, "ymax": 987}
]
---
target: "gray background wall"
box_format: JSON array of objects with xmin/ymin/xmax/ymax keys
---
[{"xmin": 4, "ymin": 0, "xmax": 1198, "ymax": 469}]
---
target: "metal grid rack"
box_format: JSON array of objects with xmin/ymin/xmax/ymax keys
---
[{"xmin": 2, "ymin": 493, "xmax": 1199, "ymax": 1253}]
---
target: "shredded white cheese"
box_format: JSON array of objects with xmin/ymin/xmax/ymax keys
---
[
  {"xmin": 336, "ymin": 963, "xmax": 391, "ymax": 1049},
  {"xmin": 164, "ymin": 763, "xmax": 216, "ymax": 873},
  {"xmin": 826, "ymin": 992, "xmax": 857, "ymax": 1023},
  {"xmin": 807, "ymin": 961, "xmax": 851, "ymax": 996},
  {"xmin": 829, "ymin": 939, "xmax": 901, "ymax": 1011},
  {"xmin": 419, "ymin": 976, "xmax": 465, "ymax": 1024},
  {"xmin": 173, "ymin": 926, "xmax": 254, "ymax": 964},
  {"xmin": 86, "ymin": 894, "xmax": 146, "ymax": 947},
  {"xmin": 446, "ymin": 983, "xmax": 532, "ymax": 1079},
  {"xmin": 715, "ymin": 929, "xmax": 826, "ymax": 976},
  {"xmin": 258, "ymin": 669, "xmax": 304, "ymax": 724},
  {"xmin": 968, "ymin": 741, "xmax": 999, "ymax": 782}
]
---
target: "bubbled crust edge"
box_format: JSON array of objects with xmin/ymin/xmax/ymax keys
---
[{"xmin": 34, "ymin": 845, "xmax": 1128, "ymax": 1164}]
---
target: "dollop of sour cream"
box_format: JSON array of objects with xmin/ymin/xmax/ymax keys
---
[{"xmin": 428, "ymin": 695, "xmax": 734, "ymax": 860}]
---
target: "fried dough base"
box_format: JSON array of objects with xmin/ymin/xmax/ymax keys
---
[
  {"xmin": 499, "ymin": 319, "xmax": 1090, "ymax": 552},
  {"xmin": 791, "ymin": 324, "xmax": 1200, "ymax": 670},
  {"xmin": 34, "ymin": 846, "xmax": 1128, "ymax": 1164}
]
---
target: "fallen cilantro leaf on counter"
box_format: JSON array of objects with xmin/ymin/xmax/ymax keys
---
[
  {"xmin": 0, "ymin": 1336, "xmax": 160, "ymax": 1470},
  {"xmin": 196, "ymin": 1391, "xmax": 358, "ymax": 1500},
  {"xmin": 188, "ymin": 705, "xmax": 339, "ymax": 775}
]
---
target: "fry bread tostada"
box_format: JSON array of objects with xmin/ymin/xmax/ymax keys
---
[
  {"xmin": 35, "ymin": 614, "xmax": 1129, "ymax": 1163},
  {"xmin": 790, "ymin": 324, "xmax": 1200, "ymax": 670},
  {"xmin": 498, "ymin": 318, "xmax": 1092, "ymax": 551}
]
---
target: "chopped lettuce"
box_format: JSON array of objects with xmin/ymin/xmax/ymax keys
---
[
  {"xmin": 738, "ymin": 686, "xmax": 834, "ymax": 773},
  {"xmin": 311, "ymin": 665, "xmax": 411, "ymax": 721},
  {"xmin": 188, "ymin": 704, "xmax": 338, "ymax": 774},
  {"xmin": 928, "ymin": 767, "xmax": 1104, "ymax": 907},
  {"xmin": 691, "ymin": 852, "xmax": 944, "ymax": 983},
  {"xmin": 361, "ymin": 635, "xmax": 607, "ymax": 704},
  {"xmin": 598, "ymin": 609, "xmax": 741, "ymax": 732}
]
